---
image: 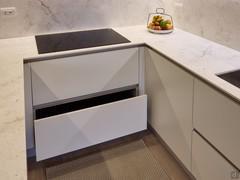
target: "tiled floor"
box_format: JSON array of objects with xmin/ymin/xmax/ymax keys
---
[{"xmin": 27, "ymin": 131, "xmax": 192, "ymax": 180}]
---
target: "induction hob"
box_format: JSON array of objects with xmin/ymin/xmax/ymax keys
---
[{"xmin": 35, "ymin": 28, "xmax": 130, "ymax": 54}]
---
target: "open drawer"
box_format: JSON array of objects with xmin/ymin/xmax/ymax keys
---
[{"xmin": 34, "ymin": 94, "xmax": 147, "ymax": 161}]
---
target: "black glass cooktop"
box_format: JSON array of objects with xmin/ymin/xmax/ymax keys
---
[
  {"xmin": 35, "ymin": 28, "xmax": 130, "ymax": 54},
  {"xmin": 218, "ymin": 70, "xmax": 240, "ymax": 88}
]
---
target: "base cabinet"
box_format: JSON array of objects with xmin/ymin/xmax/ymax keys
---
[
  {"xmin": 145, "ymin": 48, "xmax": 193, "ymax": 170},
  {"xmin": 193, "ymin": 79, "xmax": 240, "ymax": 168},
  {"xmin": 192, "ymin": 132, "xmax": 237, "ymax": 180},
  {"xmin": 24, "ymin": 47, "xmax": 148, "ymax": 160}
]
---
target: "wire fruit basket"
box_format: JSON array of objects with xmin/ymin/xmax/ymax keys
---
[{"xmin": 147, "ymin": 8, "xmax": 174, "ymax": 34}]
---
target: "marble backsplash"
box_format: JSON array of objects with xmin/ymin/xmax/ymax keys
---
[
  {"xmin": 0, "ymin": 0, "xmax": 163, "ymax": 39},
  {"xmin": 0, "ymin": 0, "xmax": 239, "ymax": 51},
  {"xmin": 164, "ymin": 0, "xmax": 240, "ymax": 51}
]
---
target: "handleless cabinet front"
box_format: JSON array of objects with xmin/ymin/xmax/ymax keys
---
[
  {"xmin": 145, "ymin": 48, "xmax": 194, "ymax": 170},
  {"xmin": 31, "ymin": 48, "xmax": 139, "ymax": 106},
  {"xmin": 193, "ymin": 79, "xmax": 240, "ymax": 169},
  {"xmin": 192, "ymin": 132, "xmax": 237, "ymax": 180}
]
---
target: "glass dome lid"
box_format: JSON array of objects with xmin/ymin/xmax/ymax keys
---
[{"xmin": 147, "ymin": 8, "xmax": 174, "ymax": 34}]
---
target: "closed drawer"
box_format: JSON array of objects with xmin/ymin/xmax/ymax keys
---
[
  {"xmin": 193, "ymin": 79, "xmax": 240, "ymax": 168},
  {"xmin": 34, "ymin": 95, "xmax": 147, "ymax": 161},
  {"xmin": 31, "ymin": 48, "xmax": 139, "ymax": 106},
  {"xmin": 192, "ymin": 131, "xmax": 238, "ymax": 180}
]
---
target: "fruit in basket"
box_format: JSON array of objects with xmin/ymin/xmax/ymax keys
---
[
  {"xmin": 154, "ymin": 26, "xmax": 161, "ymax": 30},
  {"xmin": 159, "ymin": 20, "xmax": 168, "ymax": 29},
  {"xmin": 166, "ymin": 23, "xmax": 173, "ymax": 30},
  {"xmin": 147, "ymin": 22, "xmax": 154, "ymax": 29},
  {"xmin": 147, "ymin": 23, "xmax": 162, "ymax": 31},
  {"xmin": 148, "ymin": 15, "xmax": 173, "ymax": 31}
]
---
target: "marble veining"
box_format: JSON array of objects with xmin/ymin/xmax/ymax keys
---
[
  {"xmin": 114, "ymin": 26, "xmax": 240, "ymax": 99},
  {"xmin": 163, "ymin": 0, "xmax": 240, "ymax": 51},
  {"xmin": 0, "ymin": 36, "xmax": 38, "ymax": 180},
  {"xmin": 36, "ymin": 0, "xmax": 60, "ymax": 24},
  {"xmin": 1, "ymin": 0, "xmax": 239, "ymax": 51},
  {"xmin": 0, "ymin": 25, "xmax": 240, "ymax": 180},
  {"xmin": 0, "ymin": 0, "xmax": 163, "ymax": 39}
]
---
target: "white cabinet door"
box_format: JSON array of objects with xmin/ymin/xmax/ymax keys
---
[
  {"xmin": 193, "ymin": 79, "xmax": 240, "ymax": 168},
  {"xmin": 192, "ymin": 132, "xmax": 237, "ymax": 180},
  {"xmin": 31, "ymin": 48, "xmax": 139, "ymax": 106},
  {"xmin": 145, "ymin": 48, "xmax": 194, "ymax": 170},
  {"xmin": 35, "ymin": 95, "xmax": 147, "ymax": 161}
]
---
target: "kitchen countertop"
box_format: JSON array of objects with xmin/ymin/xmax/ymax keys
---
[
  {"xmin": 0, "ymin": 25, "xmax": 240, "ymax": 179},
  {"xmin": 115, "ymin": 26, "xmax": 240, "ymax": 101},
  {"xmin": 0, "ymin": 37, "xmax": 38, "ymax": 180}
]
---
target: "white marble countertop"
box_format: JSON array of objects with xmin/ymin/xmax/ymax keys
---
[
  {"xmin": 0, "ymin": 37, "xmax": 37, "ymax": 180},
  {"xmin": 0, "ymin": 25, "xmax": 240, "ymax": 179},
  {"xmin": 114, "ymin": 25, "xmax": 240, "ymax": 101}
]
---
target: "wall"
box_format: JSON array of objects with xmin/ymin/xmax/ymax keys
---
[
  {"xmin": 164, "ymin": 0, "xmax": 240, "ymax": 51},
  {"xmin": 1, "ymin": 0, "xmax": 240, "ymax": 51},
  {"xmin": 0, "ymin": 0, "xmax": 163, "ymax": 39}
]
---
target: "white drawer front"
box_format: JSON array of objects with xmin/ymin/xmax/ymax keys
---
[
  {"xmin": 193, "ymin": 79, "xmax": 240, "ymax": 168},
  {"xmin": 192, "ymin": 132, "xmax": 237, "ymax": 180},
  {"xmin": 34, "ymin": 95, "xmax": 147, "ymax": 161},
  {"xmin": 31, "ymin": 48, "xmax": 139, "ymax": 106}
]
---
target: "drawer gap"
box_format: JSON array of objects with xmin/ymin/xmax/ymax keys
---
[{"xmin": 35, "ymin": 89, "xmax": 137, "ymax": 120}]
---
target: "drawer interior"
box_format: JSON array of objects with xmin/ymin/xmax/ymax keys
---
[{"xmin": 35, "ymin": 89, "xmax": 137, "ymax": 119}]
